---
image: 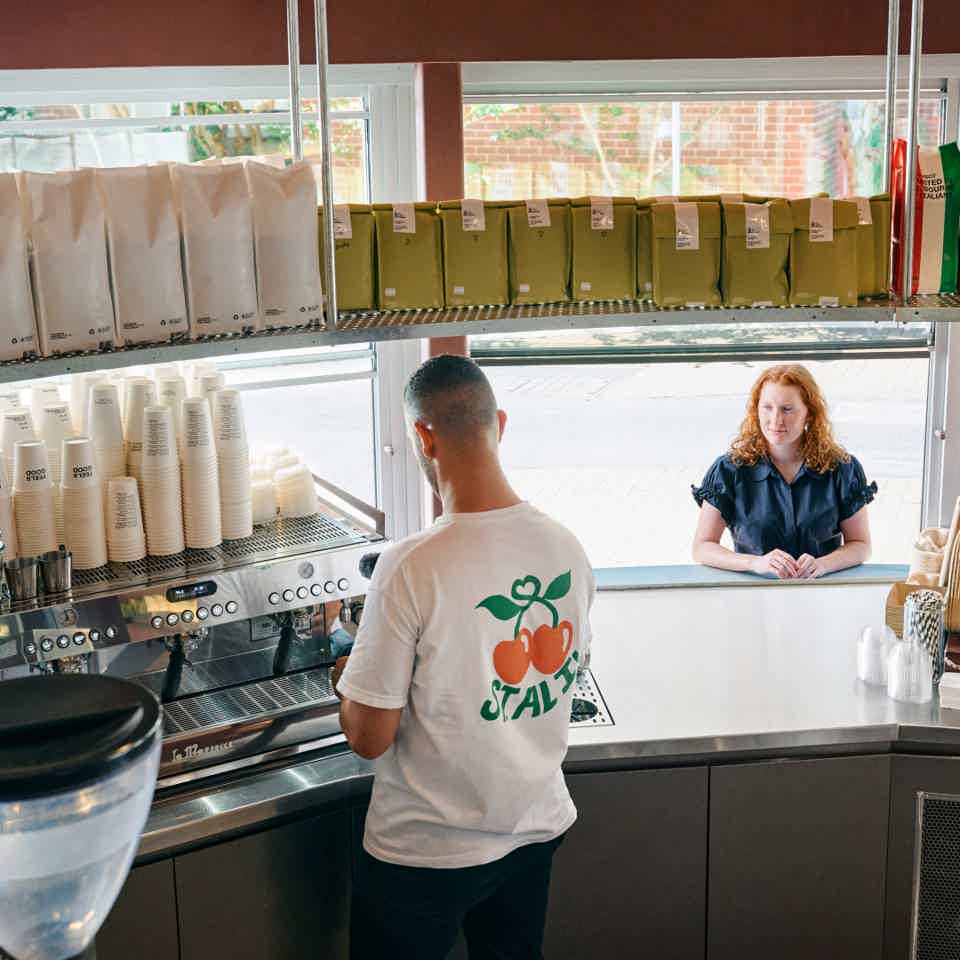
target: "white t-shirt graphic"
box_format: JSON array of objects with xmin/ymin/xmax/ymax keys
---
[{"xmin": 338, "ymin": 501, "xmax": 595, "ymax": 868}]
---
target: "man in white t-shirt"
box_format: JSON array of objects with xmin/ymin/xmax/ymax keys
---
[{"xmin": 334, "ymin": 354, "xmax": 595, "ymax": 959}]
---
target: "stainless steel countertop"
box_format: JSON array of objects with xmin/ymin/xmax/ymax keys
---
[{"xmin": 139, "ymin": 581, "xmax": 960, "ymax": 858}]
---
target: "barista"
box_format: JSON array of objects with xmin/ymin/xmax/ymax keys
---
[{"xmin": 692, "ymin": 363, "xmax": 876, "ymax": 579}]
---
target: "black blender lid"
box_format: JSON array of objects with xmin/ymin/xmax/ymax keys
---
[{"xmin": 0, "ymin": 675, "xmax": 160, "ymax": 800}]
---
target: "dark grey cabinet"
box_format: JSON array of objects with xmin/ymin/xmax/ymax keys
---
[
  {"xmin": 544, "ymin": 767, "xmax": 708, "ymax": 960},
  {"xmin": 176, "ymin": 811, "xmax": 351, "ymax": 960},
  {"xmin": 97, "ymin": 859, "xmax": 179, "ymax": 960},
  {"xmin": 708, "ymin": 755, "xmax": 890, "ymax": 960},
  {"xmin": 884, "ymin": 754, "xmax": 960, "ymax": 960}
]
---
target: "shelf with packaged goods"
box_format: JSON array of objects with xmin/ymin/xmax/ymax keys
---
[{"xmin": 0, "ymin": 295, "xmax": 955, "ymax": 384}]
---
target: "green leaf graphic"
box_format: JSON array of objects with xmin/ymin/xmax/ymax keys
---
[
  {"xmin": 543, "ymin": 571, "xmax": 571, "ymax": 601},
  {"xmin": 476, "ymin": 595, "xmax": 522, "ymax": 620}
]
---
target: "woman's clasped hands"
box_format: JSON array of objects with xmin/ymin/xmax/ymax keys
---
[{"xmin": 749, "ymin": 549, "xmax": 829, "ymax": 579}]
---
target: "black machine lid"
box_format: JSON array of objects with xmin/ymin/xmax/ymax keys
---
[{"xmin": 0, "ymin": 675, "xmax": 160, "ymax": 801}]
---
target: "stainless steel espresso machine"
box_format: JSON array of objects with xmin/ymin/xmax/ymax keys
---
[{"xmin": 0, "ymin": 476, "xmax": 386, "ymax": 785}]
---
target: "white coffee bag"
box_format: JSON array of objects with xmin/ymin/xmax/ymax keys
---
[
  {"xmin": 97, "ymin": 165, "xmax": 188, "ymax": 345},
  {"xmin": 173, "ymin": 163, "xmax": 259, "ymax": 337},
  {"xmin": 246, "ymin": 159, "xmax": 322, "ymax": 328},
  {"xmin": 0, "ymin": 173, "xmax": 39, "ymax": 361},
  {"xmin": 22, "ymin": 169, "xmax": 115, "ymax": 355}
]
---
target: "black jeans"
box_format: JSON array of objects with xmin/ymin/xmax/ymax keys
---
[{"xmin": 350, "ymin": 834, "xmax": 566, "ymax": 960}]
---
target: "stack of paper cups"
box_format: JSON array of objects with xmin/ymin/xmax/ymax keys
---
[
  {"xmin": 213, "ymin": 390, "xmax": 252, "ymax": 540},
  {"xmin": 109, "ymin": 372, "xmax": 127, "ymax": 419},
  {"xmin": 187, "ymin": 361, "xmax": 217, "ymax": 397},
  {"xmin": 269, "ymin": 453, "xmax": 300, "ymax": 475},
  {"xmin": 140, "ymin": 405, "xmax": 185, "ymax": 556},
  {"xmin": 1, "ymin": 410, "xmax": 36, "ymax": 489},
  {"xmin": 0, "ymin": 392, "xmax": 22, "ymax": 413},
  {"xmin": 180, "ymin": 399, "xmax": 222, "ymax": 548},
  {"xmin": 199, "ymin": 372, "xmax": 226, "ymax": 413},
  {"xmin": 124, "ymin": 378, "xmax": 158, "ymax": 483},
  {"xmin": 30, "ymin": 383, "xmax": 61, "ymax": 423},
  {"xmin": 71, "ymin": 372, "xmax": 107, "ymax": 434},
  {"xmin": 88, "ymin": 384, "xmax": 126, "ymax": 502},
  {"xmin": 274, "ymin": 464, "xmax": 319, "ymax": 519},
  {"xmin": 158, "ymin": 375, "xmax": 187, "ymax": 445},
  {"xmin": 251, "ymin": 479, "xmax": 278, "ymax": 524},
  {"xmin": 0, "ymin": 462, "xmax": 18, "ymax": 559},
  {"xmin": 61, "ymin": 437, "xmax": 108, "ymax": 570},
  {"xmin": 39, "ymin": 403, "xmax": 75, "ymax": 545},
  {"xmin": 106, "ymin": 476, "xmax": 146, "ymax": 564},
  {"xmin": 13, "ymin": 440, "xmax": 57, "ymax": 557}
]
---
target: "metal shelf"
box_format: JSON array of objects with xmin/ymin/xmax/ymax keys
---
[{"xmin": 0, "ymin": 296, "xmax": 955, "ymax": 383}]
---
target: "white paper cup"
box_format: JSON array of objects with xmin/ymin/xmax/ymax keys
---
[
  {"xmin": 142, "ymin": 472, "xmax": 185, "ymax": 556},
  {"xmin": 213, "ymin": 390, "xmax": 248, "ymax": 450},
  {"xmin": 252, "ymin": 480, "xmax": 278, "ymax": 524},
  {"xmin": 0, "ymin": 492, "xmax": 19, "ymax": 560},
  {"xmin": 71, "ymin": 372, "xmax": 108, "ymax": 434},
  {"xmin": 61, "ymin": 438, "xmax": 99, "ymax": 490},
  {"xmin": 158, "ymin": 376, "xmax": 187, "ymax": 440},
  {"xmin": 13, "ymin": 440, "xmax": 53, "ymax": 492},
  {"xmin": 141, "ymin": 406, "xmax": 179, "ymax": 470},
  {"xmin": 30, "ymin": 383, "xmax": 61, "ymax": 423},
  {"xmin": 39, "ymin": 404, "xmax": 74, "ymax": 482},
  {"xmin": 106, "ymin": 477, "xmax": 146, "ymax": 563},
  {"xmin": 180, "ymin": 398, "xmax": 217, "ymax": 460},
  {"xmin": 124, "ymin": 379, "xmax": 157, "ymax": 442},
  {"xmin": 2, "ymin": 410, "xmax": 36, "ymax": 467},
  {"xmin": 274, "ymin": 463, "xmax": 319, "ymax": 519},
  {"xmin": 15, "ymin": 489, "xmax": 57, "ymax": 557},
  {"xmin": 87, "ymin": 384, "xmax": 125, "ymax": 449},
  {"xmin": 62, "ymin": 485, "xmax": 107, "ymax": 569},
  {"xmin": 0, "ymin": 393, "xmax": 22, "ymax": 412}
]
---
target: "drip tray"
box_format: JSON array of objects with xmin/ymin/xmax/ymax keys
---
[
  {"xmin": 569, "ymin": 670, "xmax": 614, "ymax": 727},
  {"xmin": 162, "ymin": 668, "xmax": 336, "ymax": 737}
]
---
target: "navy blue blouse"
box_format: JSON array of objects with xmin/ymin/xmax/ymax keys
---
[{"xmin": 692, "ymin": 454, "xmax": 877, "ymax": 558}]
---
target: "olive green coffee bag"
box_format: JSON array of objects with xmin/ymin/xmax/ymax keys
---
[
  {"xmin": 439, "ymin": 200, "xmax": 511, "ymax": 307},
  {"xmin": 721, "ymin": 200, "xmax": 793, "ymax": 307},
  {"xmin": 373, "ymin": 202, "xmax": 444, "ymax": 310},
  {"xmin": 508, "ymin": 199, "xmax": 570, "ymax": 304},
  {"xmin": 788, "ymin": 198, "xmax": 859, "ymax": 306},
  {"xmin": 318, "ymin": 204, "xmax": 376, "ymax": 311},
  {"xmin": 847, "ymin": 194, "xmax": 891, "ymax": 298},
  {"xmin": 651, "ymin": 201, "xmax": 723, "ymax": 307},
  {"xmin": 571, "ymin": 196, "xmax": 637, "ymax": 301}
]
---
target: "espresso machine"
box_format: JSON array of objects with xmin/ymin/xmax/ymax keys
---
[{"xmin": 0, "ymin": 475, "xmax": 386, "ymax": 784}]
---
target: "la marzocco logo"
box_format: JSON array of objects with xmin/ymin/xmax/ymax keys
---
[{"xmin": 171, "ymin": 740, "xmax": 235, "ymax": 763}]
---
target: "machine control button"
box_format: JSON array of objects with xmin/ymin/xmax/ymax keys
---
[
  {"xmin": 40, "ymin": 637, "xmax": 55, "ymax": 653},
  {"xmin": 338, "ymin": 578, "xmax": 350, "ymax": 592},
  {"xmin": 225, "ymin": 601, "xmax": 238, "ymax": 614},
  {"xmin": 24, "ymin": 641, "xmax": 37, "ymax": 656},
  {"xmin": 211, "ymin": 603, "xmax": 224, "ymax": 617},
  {"xmin": 57, "ymin": 635, "xmax": 71, "ymax": 649},
  {"xmin": 311, "ymin": 583, "xmax": 323, "ymax": 597},
  {"xmin": 73, "ymin": 632, "xmax": 86, "ymax": 646},
  {"xmin": 151, "ymin": 616, "xmax": 165, "ymax": 629},
  {"xmin": 165, "ymin": 613, "xmax": 180, "ymax": 627},
  {"xmin": 180, "ymin": 610, "xmax": 194, "ymax": 623},
  {"xmin": 268, "ymin": 592, "xmax": 281, "ymax": 605},
  {"xmin": 324, "ymin": 581, "xmax": 335, "ymax": 594},
  {"xmin": 296, "ymin": 586, "xmax": 308, "ymax": 600},
  {"xmin": 104, "ymin": 626, "xmax": 118, "ymax": 640},
  {"xmin": 88, "ymin": 630, "xmax": 101, "ymax": 642},
  {"xmin": 282, "ymin": 589, "xmax": 294, "ymax": 602},
  {"xmin": 196, "ymin": 606, "xmax": 209, "ymax": 620}
]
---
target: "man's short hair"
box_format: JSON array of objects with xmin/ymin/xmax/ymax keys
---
[{"xmin": 403, "ymin": 354, "xmax": 498, "ymax": 439}]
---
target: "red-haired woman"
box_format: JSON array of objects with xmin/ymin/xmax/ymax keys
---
[{"xmin": 692, "ymin": 363, "xmax": 876, "ymax": 579}]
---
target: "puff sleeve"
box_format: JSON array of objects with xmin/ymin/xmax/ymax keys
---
[
  {"xmin": 692, "ymin": 456, "xmax": 736, "ymax": 528},
  {"xmin": 836, "ymin": 455, "xmax": 878, "ymax": 522}
]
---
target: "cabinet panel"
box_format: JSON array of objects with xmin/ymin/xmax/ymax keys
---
[
  {"xmin": 544, "ymin": 767, "xmax": 708, "ymax": 960},
  {"xmin": 709, "ymin": 755, "xmax": 890, "ymax": 960},
  {"xmin": 884, "ymin": 755, "xmax": 960, "ymax": 960},
  {"xmin": 176, "ymin": 811, "xmax": 350, "ymax": 960},
  {"xmin": 97, "ymin": 859, "xmax": 179, "ymax": 960}
]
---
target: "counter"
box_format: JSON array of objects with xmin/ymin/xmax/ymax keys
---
[{"xmin": 112, "ymin": 579, "xmax": 960, "ymax": 960}]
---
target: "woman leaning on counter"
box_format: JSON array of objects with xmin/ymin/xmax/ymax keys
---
[{"xmin": 692, "ymin": 364, "xmax": 877, "ymax": 580}]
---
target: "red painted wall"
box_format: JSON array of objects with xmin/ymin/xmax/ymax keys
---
[{"xmin": 4, "ymin": 0, "xmax": 960, "ymax": 71}]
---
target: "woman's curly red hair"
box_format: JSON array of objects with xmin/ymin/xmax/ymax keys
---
[{"xmin": 729, "ymin": 364, "xmax": 849, "ymax": 473}]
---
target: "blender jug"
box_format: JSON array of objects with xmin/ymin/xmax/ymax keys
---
[{"xmin": 0, "ymin": 675, "xmax": 161, "ymax": 960}]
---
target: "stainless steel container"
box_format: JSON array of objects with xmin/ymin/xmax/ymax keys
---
[
  {"xmin": 5, "ymin": 557, "xmax": 39, "ymax": 603},
  {"xmin": 39, "ymin": 547, "xmax": 72, "ymax": 595}
]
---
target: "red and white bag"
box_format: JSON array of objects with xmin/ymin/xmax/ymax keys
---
[{"xmin": 891, "ymin": 138, "xmax": 960, "ymax": 296}]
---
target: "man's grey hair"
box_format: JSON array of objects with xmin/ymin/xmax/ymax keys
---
[{"xmin": 403, "ymin": 354, "xmax": 498, "ymax": 439}]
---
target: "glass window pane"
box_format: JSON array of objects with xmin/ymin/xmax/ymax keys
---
[
  {"xmin": 480, "ymin": 349, "xmax": 926, "ymax": 567},
  {"xmin": 465, "ymin": 97, "xmax": 943, "ymax": 199}
]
